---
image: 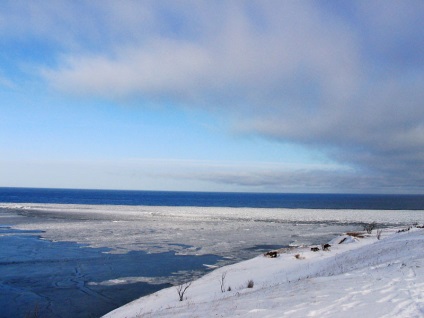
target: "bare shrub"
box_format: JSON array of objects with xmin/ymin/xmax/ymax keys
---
[
  {"xmin": 363, "ymin": 222, "xmax": 377, "ymax": 234},
  {"xmin": 247, "ymin": 280, "xmax": 254, "ymax": 288},
  {"xmin": 264, "ymin": 251, "xmax": 278, "ymax": 258},
  {"xmin": 397, "ymin": 227, "xmax": 411, "ymax": 233},
  {"xmin": 346, "ymin": 232, "xmax": 364, "ymax": 238},
  {"xmin": 338, "ymin": 237, "xmax": 347, "ymax": 244},
  {"xmin": 176, "ymin": 281, "xmax": 192, "ymax": 301},
  {"xmin": 322, "ymin": 243, "xmax": 331, "ymax": 251},
  {"xmin": 220, "ymin": 272, "xmax": 227, "ymax": 293}
]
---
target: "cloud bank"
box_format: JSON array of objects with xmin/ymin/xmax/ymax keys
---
[{"xmin": 2, "ymin": 0, "xmax": 424, "ymax": 192}]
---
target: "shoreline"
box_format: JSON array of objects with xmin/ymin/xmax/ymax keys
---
[
  {"xmin": 2, "ymin": 203, "xmax": 423, "ymax": 317},
  {"xmin": 103, "ymin": 225, "xmax": 424, "ymax": 318}
]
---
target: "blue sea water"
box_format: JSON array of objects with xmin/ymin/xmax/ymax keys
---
[
  {"xmin": 1, "ymin": 188, "xmax": 423, "ymax": 317},
  {"xmin": 0, "ymin": 226, "xmax": 220, "ymax": 318},
  {"xmin": 1, "ymin": 187, "xmax": 424, "ymax": 209}
]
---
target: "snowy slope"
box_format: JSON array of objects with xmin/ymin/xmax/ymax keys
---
[{"xmin": 104, "ymin": 227, "xmax": 424, "ymax": 318}]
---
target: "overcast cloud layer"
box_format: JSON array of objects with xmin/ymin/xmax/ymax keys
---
[{"xmin": 1, "ymin": 0, "xmax": 424, "ymax": 193}]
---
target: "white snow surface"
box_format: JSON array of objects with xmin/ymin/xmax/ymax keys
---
[
  {"xmin": 1, "ymin": 203, "xmax": 423, "ymax": 259},
  {"xmin": 104, "ymin": 227, "xmax": 424, "ymax": 318}
]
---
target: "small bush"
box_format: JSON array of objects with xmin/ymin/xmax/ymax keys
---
[
  {"xmin": 220, "ymin": 272, "xmax": 227, "ymax": 293},
  {"xmin": 247, "ymin": 280, "xmax": 254, "ymax": 288},
  {"xmin": 321, "ymin": 243, "xmax": 331, "ymax": 251},
  {"xmin": 264, "ymin": 251, "xmax": 278, "ymax": 258},
  {"xmin": 363, "ymin": 222, "xmax": 377, "ymax": 234},
  {"xmin": 227, "ymin": 286, "xmax": 232, "ymax": 291},
  {"xmin": 346, "ymin": 232, "xmax": 364, "ymax": 238},
  {"xmin": 176, "ymin": 281, "xmax": 192, "ymax": 301}
]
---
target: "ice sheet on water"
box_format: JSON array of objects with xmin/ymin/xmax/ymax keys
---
[
  {"xmin": 1, "ymin": 203, "xmax": 423, "ymax": 260},
  {"xmin": 88, "ymin": 276, "xmax": 174, "ymax": 286}
]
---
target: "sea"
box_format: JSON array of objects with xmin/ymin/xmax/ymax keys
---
[{"xmin": 1, "ymin": 188, "xmax": 423, "ymax": 318}]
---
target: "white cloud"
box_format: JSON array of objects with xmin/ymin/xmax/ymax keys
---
[
  {"xmin": 44, "ymin": 2, "xmax": 362, "ymax": 109},
  {"xmin": 44, "ymin": 40, "xmax": 212, "ymax": 100},
  {"xmin": 3, "ymin": 0, "xmax": 424, "ymax": 192}
]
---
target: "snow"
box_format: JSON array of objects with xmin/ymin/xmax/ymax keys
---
[
  {"xmin": 2, "ymin": 203, "xmax": 424, "ymax": 317},
  {"xmin": 103, "ymin": 227, "xmax": 424, "ymax": 318},
  {"xmin": 1, "ymin": 203, "xmax": 422, "ymax": 260}
]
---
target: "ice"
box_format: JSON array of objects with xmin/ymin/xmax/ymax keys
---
[
  {"xmin": 0, "ymin": 227, "xmax": 221, "ymax": 318},
  {"xmin": 1, "ymin": 203, "xmax": 422, "ymax": 261},
  {"xmin": 104, "ymin": 228, "xmax": 424, "ymax": 318},
  {"xmin": 1, "ymin": 203, "xmax": 423, "ymax": 317}
]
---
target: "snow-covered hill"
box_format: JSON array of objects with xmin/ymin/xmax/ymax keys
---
[{"xmin": 104, "ymin": 227, "xmax": 424, "ymax": 318}]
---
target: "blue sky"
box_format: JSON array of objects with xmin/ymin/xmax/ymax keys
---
[{"xmin": 1, "ymin": 1, "xmax": 423, "ymax": 193}]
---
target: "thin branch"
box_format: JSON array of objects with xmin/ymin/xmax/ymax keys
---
[{"xmin": 176, "ymin": 281, "xmax": 192, "ymax": 301}]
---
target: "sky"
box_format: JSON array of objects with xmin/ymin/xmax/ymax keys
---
[{"xmin": 0, "ymin": 0, "xmax": 423, "ymax": 194}]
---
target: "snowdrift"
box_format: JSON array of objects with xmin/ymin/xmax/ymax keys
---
[{"xmin": 104, "ymin": 227, "xmax": 424, "ymax": 318}]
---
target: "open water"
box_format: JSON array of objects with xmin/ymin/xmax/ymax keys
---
[
  {"xmin": 1, "ymin": 187, "xmax": 424, "ymax": 209},
  {"xmin": 0, "ymin": 188, "xmax": 423, "ymax": 317}
]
